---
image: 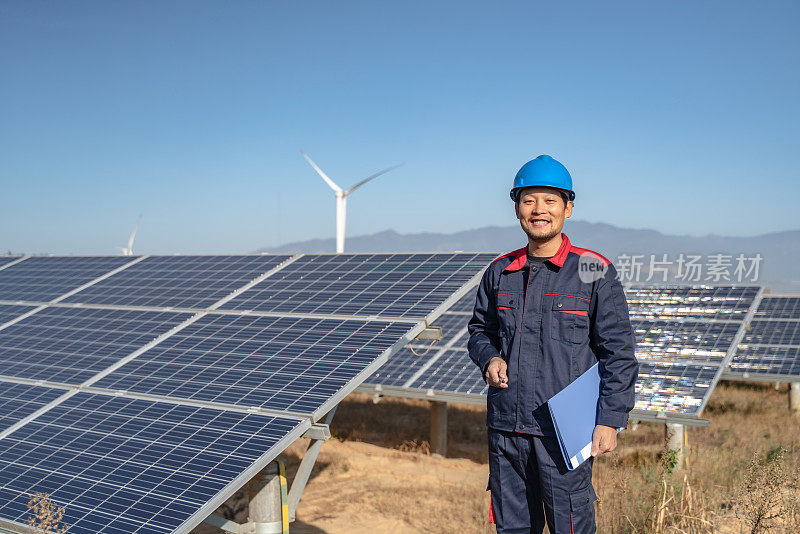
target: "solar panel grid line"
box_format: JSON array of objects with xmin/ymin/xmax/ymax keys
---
[
  {"xmin": 0, "ymin": 304, "xmax": 48, "ymax": 334},
  {"xmin": 0, "ymin": 257, "xmax": 148, "ymax": 332},
  {"xmin": 0, "ymin": 305, "xmax": 39, "ymax": 331},
  {"xmin": 0, "ymin": 307, "xmax": 195, "ymax": 385},
  {"xmin": 172, "ymin": 417, "xmax": 312, "ymax": 534},
  {"xmin": 88, "ymin": 314, "xmax": 420, "ymax": 417},
  {"xmin": 64, "ymin": 254, "xmax": 302, "ymax": 311},
  {"xmin": 354, "ymin": 383, "xmax": 486, "ymax": 405},
  {"xmin": 0, "ymin": 257, "xmax": 28, "ymax": 273},
  {"xmin": 45, "ymin": 256, "xmax": 148, "ymax": 304},
  {"xmin": 696, "ymin": 285, "xmax": 764, "ymax": 414},
  {"xmin": 361, "ymin": 287, "xmax": 478, "ymax": 389},
  {"xmin": 0, "ymin": 382, "xmax": 71, "ymax": 435},
  {"xmin": 67, "ymin": 255, "xmax": 306, "ymax": 395},
  {"xmin": 293, "ymin": 319, "xmax": 427, "ymax": 423},
  {"xmin": 418, "ymin": 268, "xmax": 487, "ymax": 325},
  {"xmin": 76, "ymin": 311, "xmax": 213, "ymax": 390},
  {"xmin": 0, "ymin": 389, "xmax": 78, "ymax": 441},
  {"xmin": 220, "ymin": 253, "xmax": 496, "ymax": 319},
  {"xmin": 0, "ymin": 300, "xmax": 423, "ymax": 326}
]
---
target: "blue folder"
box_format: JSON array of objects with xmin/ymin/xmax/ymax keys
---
[{"xmin": 547, "ymin": 362, "xmax": 620, "ymax": 470}]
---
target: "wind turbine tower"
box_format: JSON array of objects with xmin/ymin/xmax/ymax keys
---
[{"xmin": 301, "ymin": 151, "xmax": 402, "ymax": 253}]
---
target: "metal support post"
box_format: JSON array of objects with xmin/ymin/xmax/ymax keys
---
[
  {"xmin": 248, "ymin": 462, "xmax": 282, "ymax": 526},
  {"xmin": 790, "ymin": 383, "xmax": 800, "ymax": 416},
  {"xmin": 287, "ymin": 407, "xmax": 336, "ymax": 521},
  {"xmin": 430, "ymin": 400, "xmax": 447, "ymax": 456},
  {"xmin": 665, "ymin": 423, "xmax": 688, "ymax": 470}
]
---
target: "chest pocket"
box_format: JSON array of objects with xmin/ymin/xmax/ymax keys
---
[
  {"xmin": 495, "ymin": 292, "xmax": 521, "ymax": 336},
  {"xmin": 550, "ymin": 294, "xmax": 590, "ymax": 344}
]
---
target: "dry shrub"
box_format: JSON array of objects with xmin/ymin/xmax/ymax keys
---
[
  {"xmin": 734, "ymin": 446, "xmax": 799, "ymax": 533},
  {"xmin": 26, "ymin": 493, "xmax": 69, "ymax": 534},
  {"xmin": 398, "ymin": 439, "xmax": 431, "ymax": 455}
]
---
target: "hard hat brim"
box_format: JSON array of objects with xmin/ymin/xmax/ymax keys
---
[{"xmin": 510, "ymin": 186, "xmax": 575, "ymax": 202}]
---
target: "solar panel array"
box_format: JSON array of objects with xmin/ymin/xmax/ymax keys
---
[
  {"xmin": 0, "ymin": 252, "xmax": 494, "ymax": 533},
  {"xmin": 362, "ymin": 283, "xmax": 764, "ymax": 422},
  {"xmin": 728, "ymin": 295, "xmax": 800, "ymax": 380}
]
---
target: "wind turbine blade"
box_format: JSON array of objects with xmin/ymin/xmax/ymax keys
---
[
  {"xmin": 127, "ymin": 215, "xmax": 141, "ymax": 251},
  {"xmin": 345, "ymin": 163, "xmax": 404, "ymax": 196},
  {"xmin": 301, "ymin": 151, "xmax": 342, "ymax": 193}
]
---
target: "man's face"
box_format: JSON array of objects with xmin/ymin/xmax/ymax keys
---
[{"xmin": 515, "ymin": 187, "xmax": 573, "ymax": 241}]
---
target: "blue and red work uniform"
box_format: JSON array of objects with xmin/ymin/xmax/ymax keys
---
[{"xmin": 468, "ymin": 233, "xmax": 638, "ymax": 534}]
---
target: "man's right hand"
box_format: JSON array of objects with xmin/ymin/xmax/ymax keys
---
[{"xmin": 485, "ymin": 357, "xmax": 509, "ymax": 388}]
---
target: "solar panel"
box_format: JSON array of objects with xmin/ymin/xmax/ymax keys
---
[
  {"xmin": 0, "ymin": 307, "xmax": 192, "ymax": 384},
  {"xmin": 0, "ymin": 257, "xmax": 134, "ymax": 303},
  {"xmin": 626, "ymin": 285, "xmax": 758, "ymax": 321},
  {"xmin": 0, "ymin": 382, "xmax": 66, "ymax": 434},
  {"xmin": 0, "ymin": 305, "xmax": 37, "ymax": 327},
  {"xmin": 728, "ymin": 295, "xmax": 800, "ymax": 379},
  {"xmin": 0, "ymin": 252, "xmax": 495, "ymax": 533},
  {"xmin": 64, "ymin": 255, "xmax": 292, "ymax": 309},
  {"xmin": 741, "ymin": 320, "xmax": 800, "ymax": 345},
  {"xmin": 634, "ymin": 362, "xmax": 718, "ymax": 416},
  {"xmin": 752, "ymin": 296, "xmax": 800, "ymax": 319},
  {"xmin": 220, "ymin": 253, "xmax": 496, "ymax": 318},
  {"xmin": 92, "ymin": 314, "xmax": 415, "ymax": 416},
  {"xmin": 729, "ymin": 345, "xmax": 800, "ymax": 377},
  {"xmin": 631, "ymin": 319, "xmax": 741, "ymax": 364},
  {"xmin": 0, "ymin": 392, "xmax": 306, "ymax": 534},
  {"xmin": 366, "ymin": 288, "xmax": 475, "ymax": 388},
  {"xmin": 407, "ymin": 348, "xmax": 486, "ymax": 395}
]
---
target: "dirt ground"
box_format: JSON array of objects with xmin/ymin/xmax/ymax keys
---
[{"xmin": 194, "ymin": 382, "xmax": 800, "ymax": 534}]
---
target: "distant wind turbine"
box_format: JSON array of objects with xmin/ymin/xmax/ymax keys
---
[
  {"xmin": 117, "ymin": 215, "xmax": 142, "ymax": 256},
  {"xmin": 301, "ymin": 151, "xmax": 402, "ymax": 253}
]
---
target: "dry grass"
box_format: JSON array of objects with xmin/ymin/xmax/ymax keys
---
[{"xmin": 197, "ymin": 382, "xmax": 800, "ymax": 534}]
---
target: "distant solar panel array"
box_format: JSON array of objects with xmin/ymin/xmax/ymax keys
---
[
  {"xmin": 728, "ymin": 295, "xmax": 800, "ymax": 381},
  {"xmin": 361, "ymin": 283, "xmax": 767, "ymax": 423},
  {"xmin": 0, "ymin": 253, "xmax": 494, "ymax": 534}
]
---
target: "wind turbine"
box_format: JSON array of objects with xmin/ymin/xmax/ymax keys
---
[
  {"xmin": 301, "ymin": 151, "xmax": 402, "ymax": 253},
  {"xmin": 117, "ymin": 215, "xmax": 142, "ymax": 256}
]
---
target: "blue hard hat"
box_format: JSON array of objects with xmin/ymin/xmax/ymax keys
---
[{"xmin": 510, "ymin": 155, "xmax": 575, "ymax": 202}]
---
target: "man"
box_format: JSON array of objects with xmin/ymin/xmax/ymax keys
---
[{"xmin": 468, "ymin": 155, "xmax": 638, "ymax": 533}]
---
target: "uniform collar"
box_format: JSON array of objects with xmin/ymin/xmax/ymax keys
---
[{"xmin": 503, "ymin": 233, "xmax": 571, "ymax": 272}]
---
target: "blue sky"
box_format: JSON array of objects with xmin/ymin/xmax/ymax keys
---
[{"xmin": 1, "ymin": 1, "xmax": 798, "ymax": 254}]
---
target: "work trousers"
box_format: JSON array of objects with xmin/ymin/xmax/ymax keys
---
[{"xmin": 488, "ymin": 429, "xmax": 597, "ymax": 534}]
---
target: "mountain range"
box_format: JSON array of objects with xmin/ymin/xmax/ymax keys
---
[{"xmin": 255, "ymin": 221, "xmax": 800, "ymax": 292}]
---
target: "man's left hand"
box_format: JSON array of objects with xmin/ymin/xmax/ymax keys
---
[{"xmin": 590, "ymin": 425, "xmax": 618, "ymax": 457}]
